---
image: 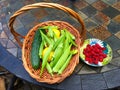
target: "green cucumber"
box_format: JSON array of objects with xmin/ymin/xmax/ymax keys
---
[{"xmin": 31, "ymin": 30, "xmax": 41, "ymax": 69}]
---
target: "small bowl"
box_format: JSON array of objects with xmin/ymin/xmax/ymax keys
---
[{"xmin": 80, "ymin": 38, "xmax": 112, "ymax": 67}]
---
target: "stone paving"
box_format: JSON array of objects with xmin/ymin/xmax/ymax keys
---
[{"xmin": 0, "ymin": 0, "xmax": 120, "ymax": 89}]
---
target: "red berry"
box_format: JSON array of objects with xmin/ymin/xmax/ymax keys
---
[
  {"xmin": 83, "ymin": 43, "xmax": 107, "ymax": 65},
  {"xmin": 103, "ymin": 54, "xmax": 107, "ymax": 58},
  {"xmin": 87, "ymin": 44, "xmax": 90, "ymax": 46},
  {"xmin": 94, "ymin": 60, "xmax": 98, "ymax": 64},
  {"xmin": 99, "ymin": 56, "xmax": 103, "ymax": 59},
  {"xmin": 88, "ymin": 59, "xmax": 93, "ymax": 64},
  {"xmin": 99, "ymin": 58, "xmax": 103, "ymax": 62},
  {"xmin": 102, "ymin": 47, "xmax": 106, "ymax": 50},
  {"xmin": 85, "ymin": 57, "xmax": 89, "ymax": 61}
]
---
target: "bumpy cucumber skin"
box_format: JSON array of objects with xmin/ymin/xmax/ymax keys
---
[{"xmin": 31, "ymin": 30, "xmax": 41, "ymax": 69}]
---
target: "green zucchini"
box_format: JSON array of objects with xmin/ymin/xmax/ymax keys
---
[{"xmin": 31, "ymin": 30, "xmax": 41, "ymax": 69}]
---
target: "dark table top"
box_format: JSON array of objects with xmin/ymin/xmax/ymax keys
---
[
  {"xmin": 1, "ymin": 43, "xmax": 120, "ymax": 90},
  {"xmin": 0, "ymin": 0, "xmax": 120, "ymax": 90}
]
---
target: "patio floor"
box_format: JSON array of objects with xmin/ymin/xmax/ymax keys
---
[{"xmin": 0, "ymin": 0, "xmax": 120, "ymax": 90}]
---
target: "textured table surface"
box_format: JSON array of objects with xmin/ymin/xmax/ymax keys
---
[{"xmin": 0, "ymin": 0, "xmax": 120, "ymax": 90}]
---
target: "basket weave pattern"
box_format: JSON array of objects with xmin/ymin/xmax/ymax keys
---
[
  {"xmin": 23, "ymin": 21, "xmax": 81, "ymax": 84},
  {"xmin": 8, "ymin": 3, "xmax": 86, "ymax": 84}
]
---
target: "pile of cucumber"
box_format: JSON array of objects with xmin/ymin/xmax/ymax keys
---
[{"xmin": 31, "ymin": 26, "xmax": 78, "ymax": 76}]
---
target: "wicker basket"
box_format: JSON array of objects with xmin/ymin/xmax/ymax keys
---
[{"xmin": 8, "ymin": 3, "xmax": 86, "ymax": 84}]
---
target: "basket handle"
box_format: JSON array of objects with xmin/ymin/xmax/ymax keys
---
[{"xmin": 9, "ymin": 2, "xmax": 86, "ymax": 47}]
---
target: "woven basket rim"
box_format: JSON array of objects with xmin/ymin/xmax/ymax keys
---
[{"xmin": 22, "ymin": 21, "xmax": 81, "ymax": 84}]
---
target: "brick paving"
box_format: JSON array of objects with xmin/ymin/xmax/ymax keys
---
[{"xmin": 0, "ymin": 0, "xmax": 120, "ymax": 90}]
